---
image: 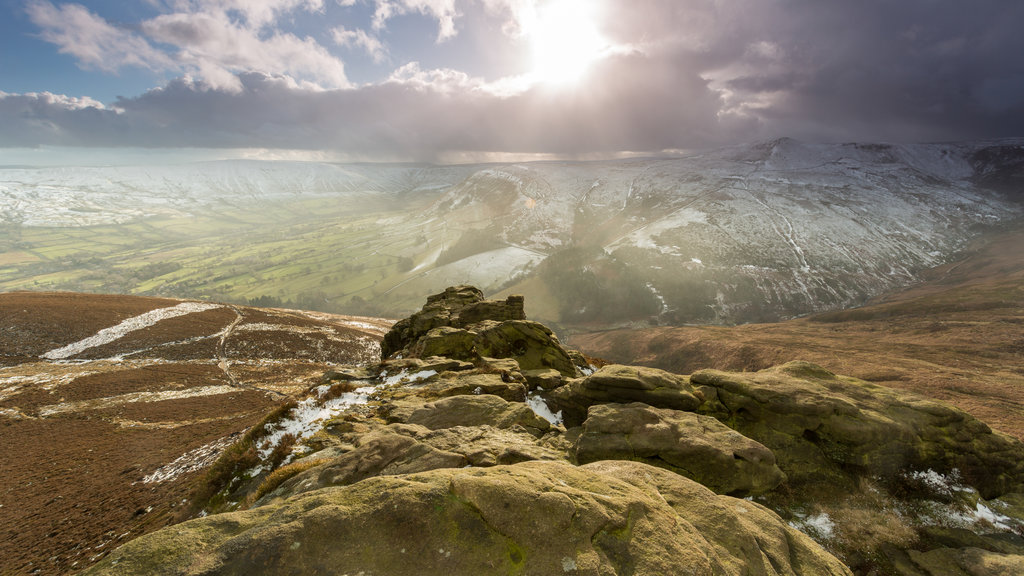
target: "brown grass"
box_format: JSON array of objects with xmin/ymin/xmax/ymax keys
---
[
  {"xmin": 246, "ymin": 458, "xmax": 327, "ymax": 506},
  {"xmin": 183, "ymin": 399, "xmax": 299, "ymax": 515}
]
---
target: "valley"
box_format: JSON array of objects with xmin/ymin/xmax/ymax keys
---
[{"xmin": 3, "ymin": 139, "xmax": 1022, "ymax": 328}]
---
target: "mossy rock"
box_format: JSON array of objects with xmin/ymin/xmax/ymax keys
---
[
  {"xmin": 473, "ymin": 320, "xmax": 579, "ymax": 377},
  {"xmin": 409, "ymin": 326, "xmax": 477, "ymax": 360},
  {"xmin": 549, "ymin": 364, "xmax": 704, "ymax": 427},
  {"xmin": 386, "ymin": 393, "xmax": 550, "ymax": 437},
  {"xmin": 85, "ymin": 460, "xmax": 852, "ymax": 576},
  {"xmin": 692, "ymin": 361, "xmax": 1024, "ymax": 499},
  {"xmin": 904, "ymin": 547, "xmax": 1024, "ymax": 576},
  {"xmin": 573, "ymin": 402, "xmax": 785, "ymax": 497}
]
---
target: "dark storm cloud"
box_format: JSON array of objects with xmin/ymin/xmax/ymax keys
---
[{"xmin": 3, "ymin": 0, "xmax": 1024, "ymax": 157}]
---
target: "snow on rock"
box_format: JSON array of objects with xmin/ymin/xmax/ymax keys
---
[
  {"xmin": 382, "ymin": 369, "xmax": 438, "ymax": 387},
  {"xmin": 789, "ymin": 512, "xmax": 836, "ymax": 540},
  {"xmin": 42, "ymin": 302, "xmax": 222, "ymax": 360},
  {"xmin": 526, "ymin": 391, "xmax": 563, "ymax": 427},
  {"xmin": 255, "ymin": 384, "xmax": 379, "ymax": 463}
]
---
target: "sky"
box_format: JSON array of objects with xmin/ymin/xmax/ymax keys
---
[{"xmin": 1, "ymin": 0, "xmax": 1023, "ymax": 164}]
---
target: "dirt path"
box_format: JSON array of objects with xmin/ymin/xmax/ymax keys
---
[{"xmin": 216, "ymin": 304, "xmax": 244, "ymax": 386}]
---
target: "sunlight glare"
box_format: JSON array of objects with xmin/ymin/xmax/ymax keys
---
[{"xmin": 530, "ymin": 0, "xmax": 607, "ymax": 85}]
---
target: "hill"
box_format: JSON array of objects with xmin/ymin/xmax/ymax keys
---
[
  {"xmin": 571, "ymin": 227, "xmax": 1024, "ymax": 441},
  {"xmin": 3, "ymin": 139, "xmax": 1022, "ymax": 326},
  {"xmin": 74, "ymin": 286, "xmax": 1024, "ymax": 576},
  {"xmin": 0, "ymin": 292, "xmax": 389, "ymax": 575}
]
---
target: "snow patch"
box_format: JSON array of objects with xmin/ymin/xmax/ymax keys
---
[
  {"xmin": 789, "ymin": 512, "xmax": 835, "ymax": 540},
  {"xmin": 526, "ymin": 391, "xmax": 563, "ymax": 427},
  {"xmin": 253, "ymin": 382, "xmax": 381, "ymax": 470},
  {"xmin": 142, "ymin": 435, "xmax": 238, "ymax": 483},
  {"xmin": 42, "ymin": 302, "xmax": 222, "ymax": 360},
  {"xmin": 37, "ymin": 385, "xmax": 239, "ymax": 417},
  {"xmin": 337, "ymin": 319, "xmax": 389, "ymax": 333},
  {"xmin": 906, "ymin": 468, "xmax": 973, "ymax": 498},
  {"xmin": 382, "ymin": 369, "xmax": 438, "ymax": 387}
]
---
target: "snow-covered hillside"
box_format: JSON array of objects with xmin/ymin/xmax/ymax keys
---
[
  {"xmin": 2, "ymin": 139, "xmax": 1022, "ymax": 325},
  {"xmin": 0, "ymin": 161, "xmax": 475, "ymax": 226}
]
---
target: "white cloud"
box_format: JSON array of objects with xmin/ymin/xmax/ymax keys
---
[
  {"xmin": 26, "ymin": 1, "xmax": 175, "ymax": 73},
  {"xmin": 477, "ymin": 0, "xmax": 536, "ymax": 37},
  {"xmin": 143, "ymin": 11, "xmax": 349, "ymax": 91},
  {"xmin": 195, "ymin": 0, "xmax": 326, "ymax": 29},
  {"xmin": 29, "ymin": 0, "xmax": 348, "ymax": 92},
  {"xmin": 371, "ymin": 0, "xmax": 461, "ymax": 41},
  {"xmin": 332, "ymin": 25, "xmax": 388, "ymax": 63}
]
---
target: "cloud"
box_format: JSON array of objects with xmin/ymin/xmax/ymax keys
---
[
  {"xmin": 0, "ymin": 48, "xmax": 729, "ymax": 158},
  {"xmin": 28, "ymin": 0, "xmax": 347, "ymax": 91},
  {"xmin": 370, "ymin": 0, "xmax": 461, "ymax": 41},
  {"xmin": 26, "ymin": 1, "xmax": 175, "ymax": 73},
  {"xmin": 10, "ymin": 0, "xmax": 1024, "ymax": 158},
  {"xmin": 142, "ymin": 11, "xmax": 349, "ymax": 91},
  {"xmin": 332, "ymin": 25, "xmax": 388, "ymax": 63},
  {"xmin": 194, "ymin": 0, "xmax": 326, "ymax": 29}
]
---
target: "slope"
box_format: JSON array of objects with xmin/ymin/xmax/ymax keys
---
[
  {"xmin": 571, "ymin": 226, "xmax": 1024, "ymax": 440},
  {"xmin": 0, "ymin": 292, "xmax": 390, "ymax": 575}
]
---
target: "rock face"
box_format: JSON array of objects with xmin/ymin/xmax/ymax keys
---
[
  {"xmin": 381, "ymin": 285, "xmax": 581, "ymax": 377},
  {"xmin": 86, "ymin": 460, "xmax": 851, "ymax": 576},
  {"xmin": 549, "ymin": 364, "xmax": 704, "ymax": 426},
  {"xmin": 81, "ymin": 287, "xmax": 1024, "ymax": 576},
  {"xmin": 573, "ymin": 402, "xmax": 785, "ymax": 497},
  {"xmin": 692, "ymin": 362, "xmax": 1024, "ymax": 499}
]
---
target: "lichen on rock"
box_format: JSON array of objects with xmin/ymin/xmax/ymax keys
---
[
  {"xmin": 81, "ymin": 287, "xmax": 1024, "ymax": 576},
  {"xmin": 380, "ymin": 284, "xmax": 583, "ymax": 377}
]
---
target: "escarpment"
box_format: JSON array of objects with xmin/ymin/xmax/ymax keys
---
[{"xmin": 84, "ymin": 287, "xmax": 1024, "ymax": 576}]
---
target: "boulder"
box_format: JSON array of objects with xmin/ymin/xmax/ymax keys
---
[
  {"xmin": 417, "ymin": 372, "xmax": 528, "ymax": 402},
  {"xmin": 393, "ymin": 423, "xmax": 567, "ymax": 467},
  {"xmin": 455, "ymin": 294, "xmax": 526, "ymax": 325},
  {"xmin": 473, "ymin": 320, "xmax": 579, "ymax": 376},
  {"xmin": 85, "ymin": 460, "xmax": 852, "ymax": 576},
  {"xmin": 573, "ymin": 402, "xmax": 785, "ymax": 496},
  {"xmin": 409, "ymin": 326, "xmax": 477, "ymax": 360},
  {"xmin": 693, "ymin": 361, "xmax": 1024, "ymax": 499},
  {"xmin": 385, "ymin": 393, "xmax": 550, "ymax": 436},
  {"xmin": 261, "ymin": 428, "xmax": 467, "ymax": 502},
  {"xmin": 548, "ymin": 364, "xmax": 705, "ymax": 426},
  {"xmin": 903, "ymin": 547, "xmax": 1024, "ymax": 576},
  {"xmin": 522, "ymin": 368, "xmax": 563, "ymax": 390}
]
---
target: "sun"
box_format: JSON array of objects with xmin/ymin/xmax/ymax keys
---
[{"xmin": 529, "ymin": 0, "xmax": 607, "ymax": 85}]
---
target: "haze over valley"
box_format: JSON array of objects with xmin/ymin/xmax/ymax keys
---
[{"xmin": 3, "ymin": 138, "xmax": 1022, "ymax": 329}]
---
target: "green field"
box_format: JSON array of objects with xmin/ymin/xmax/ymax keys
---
[{"xmin": 0, "ymin": 195, "xmax": 464, "ymax": 317}]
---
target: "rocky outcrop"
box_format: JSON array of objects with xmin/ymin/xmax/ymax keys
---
[
  {"xmin": 81, "ymin": 287, "xmax": 1024, "ymax": 576},
  {"xmin": 573, "ymin": 402, "xmax": 785, "ymax": 497},
  {"xmin": 381, "ymin": 285, "xmax": 581, "ymax": 377},
  {"xmin": 548, "ymin": 364, "xmax": 704, "ymax": 426},
  {"xmin": 86, "ymin": 460, "xmax": 851, "ymax": 576},
  {"xmin": 382, "ymin": 285, "xmax": 523, "ymax": 357},
  {"xmin": 692, "ymin": 361, "xmax": 1024, "ymax": 499}
]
